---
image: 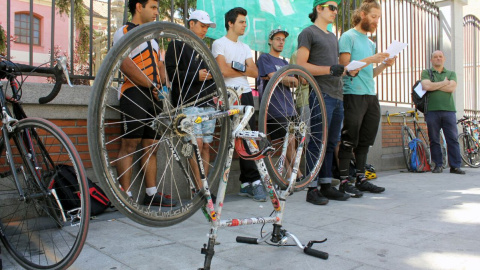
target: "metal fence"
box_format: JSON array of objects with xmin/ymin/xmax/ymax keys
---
[
  {"xmin": 2, "ymin": 0, "xmax": 439, "ymax": 106},
  {"xmin": 463, "ymin": 14, "xmax": 480, "ymax": 119}
]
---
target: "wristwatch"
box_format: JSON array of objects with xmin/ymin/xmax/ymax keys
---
[{"xmin": 149, "ymin": 82, "xmax": 158, "ymax": 91}]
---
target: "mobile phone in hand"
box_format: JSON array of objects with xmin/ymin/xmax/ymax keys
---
[{"xmin": 231, "ymin": 61, "xmax": 246, "ymax": 72}]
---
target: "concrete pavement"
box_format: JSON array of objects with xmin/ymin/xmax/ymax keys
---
[{"xmin": 2, "ymin": 167, "xmax": 480, "ymax": 270}]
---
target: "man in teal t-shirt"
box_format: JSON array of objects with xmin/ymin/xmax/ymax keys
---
[
  {"xmin": 421, "ymin": 50, "xmax": 465, "ymax": 174},
  {"xmin": 337, "ymin": 0, "xmax": 395, "ymax": 194}
]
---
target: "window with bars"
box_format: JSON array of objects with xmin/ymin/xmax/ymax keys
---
[{"xmin": 14, "ymin": 13, "xmax": 40, "ymax": 45}]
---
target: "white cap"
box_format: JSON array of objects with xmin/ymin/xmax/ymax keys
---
[{"xmin": 188, "ymin": 10, "xmax": 216, "ymax": 28}]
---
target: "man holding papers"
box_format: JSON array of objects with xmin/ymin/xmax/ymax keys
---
[
  {"xmin": 421, "ymin": 50, "xmax": 465, "ymax": 175},
  {"xmin": 297, "ymin": 0, "xmax": 351, "ymax": 205},
  {"xmin": 337, "ymin": 0, "xmax": 396, "ymax": 194}
]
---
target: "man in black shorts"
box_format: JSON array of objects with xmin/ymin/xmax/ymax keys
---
[{"xmin": 113, "ymin": 0, "xmax": 176, "ymax": 206}]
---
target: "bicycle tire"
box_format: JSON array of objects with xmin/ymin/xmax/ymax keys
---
[
  {"xmin": 0, "ymin": 117, "xmax": 89, "ymax": 269},
  {"xmin": 258, "ymin": 65, "xmax": 327, "ymax": 191},
  {"xmin": 88, "ymin": 22, "xmax": 229, "ymax": 227},
  {"xmin": 440, "ymin": 129, "xmax": 448, "ymax": 169},
  {"xmin": 417, "ymin": 127, "xmax": 432, "ymax": 168},
  {"xmin": 458, "ymin": 133, "xmax": 480, "ymax": 168},
  {"xmin": 401, "ymin": 126, "xmax": 415, "ymax": 171}
]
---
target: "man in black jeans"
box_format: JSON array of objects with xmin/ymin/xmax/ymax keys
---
[{"xmin": 421, "ymin": 50, "xmax": 465, "ymax": 175}]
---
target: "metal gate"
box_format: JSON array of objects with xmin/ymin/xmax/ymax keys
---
[{"xmin": 464, "ymin": 14, "xmax": 480, "ymax": 119}]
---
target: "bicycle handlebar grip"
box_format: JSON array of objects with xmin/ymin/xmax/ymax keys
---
[
  {"xmin": 236, "ymin": 236, "xmax": 258, "ymax": 244},
  {"xmin": 38, "ymin": 67, "xmax": 63, "ymax": 104},
  {"xmin": 304, "ymin": 247, "xmax": 329, "ymax": 260}
]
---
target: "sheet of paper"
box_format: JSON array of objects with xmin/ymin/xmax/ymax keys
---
[
  {"xmin": 414, "ymin": 82, "xmax": 427, "ymax": 98},
  {"xmin": 346, "ymin": 60, "xmax": 366, "ymax": 71},
  {"xmin": 385, "ymin": 40, "xmax": 408, "ymax": 58}
]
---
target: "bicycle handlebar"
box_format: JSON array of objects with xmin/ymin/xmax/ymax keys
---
[
  {"xmin": 0, "ymin": 57, "xmax": 72, "ymax": 104},
  {"xmin": 385, "ymin": 110, "xmax": 417, "ymax": 125},
  {"xmin": 457, "ymin": 116, "xmax": 469, "ymax": 124}
]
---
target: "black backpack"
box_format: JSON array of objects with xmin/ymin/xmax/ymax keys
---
[
  {"xmin": 53, "ymin": 164, "xmax": 111, "ymax": 216},
  {"xmin": 412, "ymin": 69, "xmax": 434, "ymax": 113}
]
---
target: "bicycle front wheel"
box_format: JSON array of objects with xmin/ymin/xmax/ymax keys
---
[
  {"xmin": 458, "ymin": 133, "xmax": 480, "ymax": 168},
  {"xmin": 0, "ymin": 117, "xmax": 89, "ymax": 269},
  {"xmin": 401, "ymin": 126, "xmax": 415, "ymax": 171},
  {"xmin": 258, "ymin": 65, "xmax": 327, "ymax": 191},
  {"xmin": 88, "ymin": 22, "xmax": 229, "ymax": 227}
]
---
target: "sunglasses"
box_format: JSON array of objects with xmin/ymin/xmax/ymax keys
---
[{"xmin": 321, "ymin": 4, "xmax": 338, "ymax": 12}]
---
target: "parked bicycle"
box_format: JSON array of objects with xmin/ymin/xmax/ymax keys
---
[
  {"xmin": 0, "ymin": 56, "xmax": 90, "ymax": 269},
  {"xmin": 88, "ymin": 22, "xmax": 328, "ymax": 269},
  {"xmin": 386, "ymin": 110, "xmax": 448, "ymax": 171},
  {"xmin": 457, "ymin": 116, "xmax": 480, "ymax": 167}
]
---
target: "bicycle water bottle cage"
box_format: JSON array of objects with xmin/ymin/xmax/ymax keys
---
[{"xmin": 234, "ymin": 132, "xmax": 274, "ymax": 160}]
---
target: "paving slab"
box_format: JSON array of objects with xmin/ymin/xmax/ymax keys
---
[{"xmin": 1, "ymin": 167, "xmax": 479, "ymax": 269}]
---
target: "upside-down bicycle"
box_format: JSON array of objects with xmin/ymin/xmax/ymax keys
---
[{"xmin": 88, "ymin": 21, "xmax": 329, "ymax": 269}]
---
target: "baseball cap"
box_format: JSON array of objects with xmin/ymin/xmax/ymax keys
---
[
  {"xmin": 313, "ymin": 0, "xmax": 341, "ymax": 8},
  {"xmin": 188, "ymin": 10, "xmax": 216, "ymax": 28},
  {"xmin": 269, "ymin": 29, "xmax": 289, "ymax": 40}
]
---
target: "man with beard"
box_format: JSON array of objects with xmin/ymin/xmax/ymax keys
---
[
  {"xmin": 337, "ymin": 0, "xmax": 395, "ymax": 194},
  {"xmin": 212, "ymin": 7, "xmax": 266, "ymax": 202},
  {"xmin": 297, "ymin": 0, "xmax": 352, "ymax": 205}
]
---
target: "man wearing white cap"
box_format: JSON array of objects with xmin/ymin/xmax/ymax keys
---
[{"xmin": 165, "ymin": 10, "xmax": 217, "ymax": 194}]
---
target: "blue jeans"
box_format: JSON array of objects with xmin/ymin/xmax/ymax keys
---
[
  {"xmin": 307, "ymin": 93, "xmax": 344, "ymax": 186},
  {"xmin": 425, "ymin": 111, "xmax": 462, "ymax": 168}
]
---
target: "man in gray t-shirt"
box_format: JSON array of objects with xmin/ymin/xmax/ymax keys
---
[{"xmin": 297, "ymin": 0, "xmax": 357, "ymax": 205}]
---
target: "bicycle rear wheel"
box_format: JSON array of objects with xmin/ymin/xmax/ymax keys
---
[
  {"xmin": 439, "ymin": 129, "xmax": 448, "ymax": 169},
  {"xmin": 258, "ymin": 65, "xmax": 327, "ymax": 191},
  {"xmin": 401, "ymin": 126, "xmax": 415, "ymax": 171},
  {"xmin": 88, "ymin": 22, "xmax": 229, "ymax": 227},
  {"xmin": 0, "ymin": 117, "xmax": 89, "ymax": 269},
  {"xmin": 458, "ymin": 133, "xmax": 480, "ymax": 168}
]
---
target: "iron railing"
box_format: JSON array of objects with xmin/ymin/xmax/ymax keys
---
[
  {"xmin": 463, "ymin": 14, "xmax": 480, "ymax": 119},
  {"xmin": 3, "ymin": 0, "xmax": 439, "ymax": 107}
]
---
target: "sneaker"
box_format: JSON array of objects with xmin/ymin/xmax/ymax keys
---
[
  {"xmin": 339, "ymin": 180, "xmax": 364, "ymax": 198},
  {"xmin": 143, "ymin": 193, "xmax": 178, "ymax": 207},
  {"xmin": 238, "ymin": 183, "xmax": 254, "ymax": 198},
  {"xmin": 306, "ymin": 188, "xmax": 329, "ymax": 205},
  {"xmin": 252, "ymin": 183, "xmax": 267, "ymax": 202},
  {"xmin": 432, "ymin": 166, "xmax": 443, "ymax": 173},
  {"xmin": 320, "ymin": 185, "xmax": 350, "ymax": 201},
  {"xmin": 355, "ymin": 175, "xmax": 385, "ymax": 193},
  {"xmin": 450, "ymin": 167, "xmax": 466, "ymax": 174}
]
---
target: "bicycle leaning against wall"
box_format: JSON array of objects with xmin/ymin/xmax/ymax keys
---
[
  {"xmin": 88, "ymin": 21, "xmax": 329, "ymax": 269},
  {"xmin": 386, "ymin": 110, "xmax": 448, "ymax": 171},
  {"xmin": 0, "ymin": 56, "xmax": 90, "ymax": 269},
  {"xmin": 457, "ymin": 116, "xmax": 480, "ymax": 167}
]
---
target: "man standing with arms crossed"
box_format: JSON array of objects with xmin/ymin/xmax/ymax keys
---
[
  {"xmin": 421, "ymin": 51, "xmax": 465, "ymax": 175},
  {"xmin": 113, "ymin": 0, "xmax": 176, "ymax": 206},
  {"xmin": 337, "ymin": 0, "xmax": 395, "ymax": 193},
  {"xmin": 297, "ymin": 0, "xmax": 352, "ymax": 205},
  {"xmin": 212, "ymin": 7, "xmax": 266, "ymax": 202}
]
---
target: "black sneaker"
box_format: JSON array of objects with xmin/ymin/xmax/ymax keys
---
[
  {"xmin": 143, "ymin": 193, "xmax": 178, "ymax": 207},
  {"xmin": 355, "ymin": 175, "xmax": 385, "ymax": 193},
  {"xmin": 450, "ymin": 167, "xmax": 466, "ymax": 174},
  {"xmin": 306, "ymin": 188, "xmax": 329, "ymax": 205},
  {"xmin": 432, "ymin": 166, "xmax": 443, "ymax": 173},
  {"xmin": 320, "ymin": 184, "xmax": 350, "ymax": 201},
  {"xmin": 339, "ymin": 181, "xmax": 364, "ymax": 198}
]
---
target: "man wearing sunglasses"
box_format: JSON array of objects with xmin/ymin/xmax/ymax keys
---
[
  {"xmin": 337, "ymin": 0, "xmax": 395, "ymax": 194},
  {"xmin": 297, "ymin": 0, "xmax": 352, "ymax": 206}
]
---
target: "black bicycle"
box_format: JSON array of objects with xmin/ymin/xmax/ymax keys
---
[
  {"xmin": 0, "ymin": 56, "xmax": 90, "ymax": 269},
  {"xmin": 457, "ymin": 116, "xmax": 480, "ymax": 168}
]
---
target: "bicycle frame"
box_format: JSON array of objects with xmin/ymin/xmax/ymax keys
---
[{"xmin": 175, "ymin": 104, "xmax": 326, "ymax": 269}]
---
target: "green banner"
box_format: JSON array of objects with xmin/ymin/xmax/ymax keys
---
[{"xmin": 197, "ymin": 0, "xmax": 319, "ymax": 58}]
